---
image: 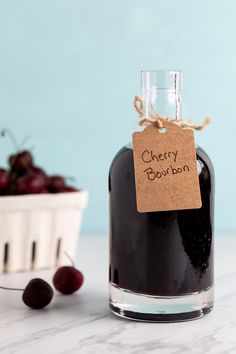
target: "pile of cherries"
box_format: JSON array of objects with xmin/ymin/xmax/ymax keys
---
[
  {"xmin": 0, "ymin": 149, "xmax": 78, "ymax": 196},
  {"xmin": 1, "ymin": 263, "xmax": 84, "ymax": 309},
  {"xmin": 0, "ymin": 131, "xmax": 83, "ymax": 308}
]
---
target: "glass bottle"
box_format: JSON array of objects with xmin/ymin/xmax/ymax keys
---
[{"xmin": 109, "ymin": 70, "xmax": 214, "ymax": 322}]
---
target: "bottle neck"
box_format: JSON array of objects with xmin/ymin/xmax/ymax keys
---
[{"xmin": 142, "ymin": 89, "xmax": 182, "ymax": 120}]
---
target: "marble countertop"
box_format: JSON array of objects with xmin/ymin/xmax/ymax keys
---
[{"xmin": 0, "ymin": 234, "xmax": 235, "ymax": 354}]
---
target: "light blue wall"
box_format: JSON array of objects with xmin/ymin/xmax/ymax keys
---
[{"xmin": 0, "ymin": 0, "xmax": 234, "ymax": 234}]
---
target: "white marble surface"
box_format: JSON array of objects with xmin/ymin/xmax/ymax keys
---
[{"xmin": 0, "ymin": 234, "xmax": 235, "ymax": 354}]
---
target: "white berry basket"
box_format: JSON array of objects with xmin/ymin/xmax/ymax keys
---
[{"xmin": 0, "ymin": 190, "xmax": 88, "ymax": 273}]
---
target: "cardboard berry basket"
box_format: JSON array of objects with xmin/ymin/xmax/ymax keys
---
[{"xmin": 0, "ymin": 190, "xmax": 88, "ymax": 273}]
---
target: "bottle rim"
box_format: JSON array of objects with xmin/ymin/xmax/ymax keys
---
[
  {"xmin": 141, "ymin": 70, "xmax": 183, "ymax": 91},
  {"xmin": 141, "ymin": 69, "xmax": 182, "ymax": 74}
]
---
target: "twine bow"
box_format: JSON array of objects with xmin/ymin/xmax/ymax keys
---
[{"xmin": 134, "ymin": 96, "xmax": 211, "ymax": 131}]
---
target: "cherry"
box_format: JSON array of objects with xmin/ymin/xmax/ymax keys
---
[
  {"xmin": 5, "ymin": 167, "xmax": 47, "ymax": 196},
  {"xmin": 53, "ymin": 266, "xmax": 84, "ymax": 295},
  {"xmin": 0, "ymin": 169, "xmax": 9, "ymax": 193},
  {"xmin": 4, "ymin": 171, "xmax": 19, "ymax": 195},
  {"xmin": 22, "ymin": 278, "xmax": 54, "ymax": 309},
  {"xmin": 15, "ymin": 172, "xmax": 46, "ymax": 195},
  {"xmin": 9, "ymin": 150, "xmax": 33, "ymax": 173},
  {"xmin": 0, "ymin": 278, "xmax": 53, "ymax": 309},
  {"xmin": 47, "ymin": 175, "xmax": 66, "ymax": 193},
  {"xmin": 63, "ymin": 186, "xmax": 79, "ymax": 192},
  {"xmin": 30, "ymin": 166, "xmax": 47, "ymax": 179},
  {"xmin": 30, "ymin": 167, "xmax": 47, "ymax": 187},
  {"xmin": 39, "ymin": 188, "xmax": 49, "ymax": 194}
]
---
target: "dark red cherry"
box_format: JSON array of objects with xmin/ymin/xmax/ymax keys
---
[
  {"xmin": 53, "ymin": 266, "xmax": 84, "ymax": 295},
  {"xmin": 30, "ymin": 166, "xmax": 47, "ymax": 177},
  {"xmin": 4, "ymin": 171, "xmax": 19, "ymax": 195},
  {"xmin": 47, "ymin": 176, "xmax": 66, "ymax": 193},
  {"xmin": 30, "ymin": 166, "xmax": 47, "ymax": 179},
  {"xmin": 0, "ymin": 169, "xmax": 9, "ymax": 193},
  {"xmin": 15, "ymin": 172, "xmax": 46, "ymax": 195},
  {"xmin": 9, "ymin": 150, "xmax": 33, "ymax": 173},
  {"xmin": 22, "ymin": 278, "xmax": 54, "ymax": 309},
  {"xmin": 63, "ymin": 186, "xmax": 79, "ymax": 192},
  {"xmin": 39, "ymin": 188, "xmax": 49, "ymax": 194},
  {"xmin": 8, "ymin": 170, "xmax": 18, "ymax": 184}
]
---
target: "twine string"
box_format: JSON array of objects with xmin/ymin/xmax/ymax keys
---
[{"xmin": 134, "ymin": 96, "xmax": 211, "ymax": 131}]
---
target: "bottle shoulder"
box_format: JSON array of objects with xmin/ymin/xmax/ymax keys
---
[
  {"xmin": 196, "ymin": 146, "xmax": 215, "ymax": 178},
  {"xmin": 109, "ymin": 145, "xmax": 132, "ymax": 174}
]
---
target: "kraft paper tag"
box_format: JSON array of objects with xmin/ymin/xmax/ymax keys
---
[{"xmin": 132, "ymin": 120, "xmax": 202, "ymax": 213}]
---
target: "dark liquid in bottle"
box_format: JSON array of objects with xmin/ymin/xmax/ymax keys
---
[{"xmin": 109, "ymin": 145, "xmax": 214, "ymax": 296}]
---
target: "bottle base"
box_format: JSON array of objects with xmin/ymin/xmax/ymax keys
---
[{"xmin": 109, "ymin": 283, "xmax": 213, "ymax": 322}]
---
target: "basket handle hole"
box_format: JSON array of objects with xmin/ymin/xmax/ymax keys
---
[
  {"xmin": 3, "ymin": 243, "xmax": 9, "ymax": 273},
  {"xmin": 31, "ymin": 241, "xmax": 37, "ymax": 269},
  {"xmin": 56, "ymin": 238, "xmax": 62, "ymax": 265}
]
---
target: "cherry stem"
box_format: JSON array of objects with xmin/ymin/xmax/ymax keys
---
[
  {"xmin": 0, "ymin": 128, "xmax": 19, "ymax": 151},
  {"xmin": 0, "ymin": 285, "xmax": 24, "ymax": 291},
  {"xmin": 65, "ymin": 176, "xmax": 76, "ymax": 182},
  {"xmin": 64, "ymin": 251, "xmax": 75, "ymax": 267},
  {"xmin": 19, "ymin": 135, "xmax": 31, "ymax": 150}
]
